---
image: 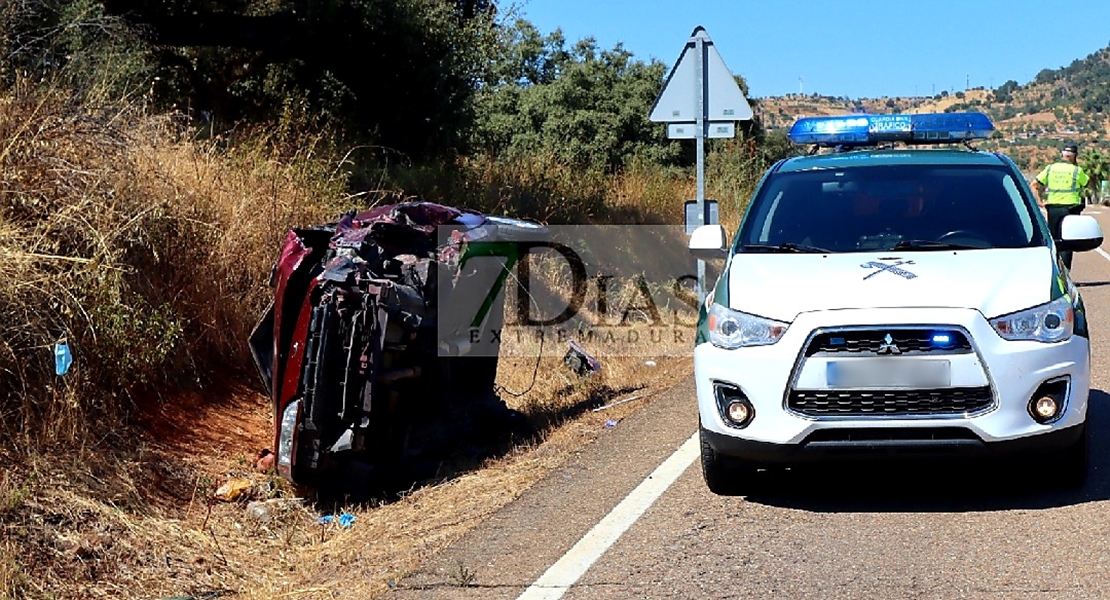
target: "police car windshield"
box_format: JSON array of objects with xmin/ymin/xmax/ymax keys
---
[{"xmin": 737, "ymin": 164, "xmax": 1044, "ymax": 254}]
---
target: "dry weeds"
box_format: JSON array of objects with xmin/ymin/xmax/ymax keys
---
[
  {"xmin": 0, "ymin": 353, "xmax": 690, "ymax": 599},
  {"xmin": 0, "ymin": 77, "xmax": 709, "ymax": 600},
  {"xmin": 0, "ymin": 79, "xmax": 353, "ymax": 444}
]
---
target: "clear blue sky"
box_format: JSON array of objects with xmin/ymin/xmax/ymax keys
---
[{"xmin": 511, "ymin": 0, "xmax": 1110, "ymax": 99}]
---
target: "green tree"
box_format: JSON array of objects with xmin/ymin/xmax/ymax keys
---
[
  {"xmin": 1035, "ymin": 68, "xmax": 1058, "ymax": 85},
  {"xmin": 3, "ymin": 0, "xmax": 498, "ymax": 158},
  {"xmin": 1080, "ymin": 147, "xmax": 1110, "ymax": 201},
  {"xmin": 993, "ymin": 79, "xmax": 1019, "ymax": 103},
  {"xmin": 0, "ymin": 0, "xmax": 155, "ymax": 101},
  {"xmin": 471, "ymin": 21, "xmax": 682, "ymax": 171}
]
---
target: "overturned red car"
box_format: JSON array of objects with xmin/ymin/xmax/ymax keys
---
[{"xmin": 249, "ymin": 202, "xmax": 543, "ymax": 493}]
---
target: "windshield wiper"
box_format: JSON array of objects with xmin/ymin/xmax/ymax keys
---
[
  {"xmin": 741, "ymin": 243, "xmax": 832, "ymax": 253},
  {"xmin": 891, "ymin": 239, "xmax": 985, "ymax": 251}
]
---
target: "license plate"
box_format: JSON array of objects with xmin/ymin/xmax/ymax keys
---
[{"xmin": 826, "ymin": 359, "xmax": 950, "ymax": 389}]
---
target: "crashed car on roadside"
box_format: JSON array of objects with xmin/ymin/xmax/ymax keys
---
[{"xmin": 249, "ymin": 202, "xmax": 542, "ymax": 492}]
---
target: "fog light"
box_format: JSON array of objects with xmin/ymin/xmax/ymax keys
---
[
  {"xmin": 1032, "ymin": 396, "xmax": 1060, "ymax": 422},
  {"xmin": 727, "ymin": 400, "xmax": 751, "ymax": 424},
  {"xmin": 714, "ymin": 382, "xmax": 754, "ymax": 428},
  {"xmin": 1027, "ymin": 378, "xmax": 1069, "ymax": 424}
]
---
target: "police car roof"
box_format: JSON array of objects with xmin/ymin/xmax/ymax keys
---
[{"xmin": 776, "ymin": 148, "xmax": 1009, "ymax": 173}]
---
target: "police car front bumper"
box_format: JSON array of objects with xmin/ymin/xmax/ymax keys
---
[
  {"xmin": 701, "ymin": 421, "xmax": 1085, "ymax": 464},
  {"xmin": 695, "ymin": 307, "xmax": 1090, "ymax": 464}
]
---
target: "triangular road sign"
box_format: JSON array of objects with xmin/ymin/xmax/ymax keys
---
[{"xmin": 649, "ymin": 26, "xmax": 753, "ymax": 123}]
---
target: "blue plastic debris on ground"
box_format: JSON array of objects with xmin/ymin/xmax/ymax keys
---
[
  {"xmin": 319, "ymin": 512, "xmax": 356, "ymax": 528},
  {"xmin": 54, "ymin": 339, "xmax": 72, "ymax": 375}
]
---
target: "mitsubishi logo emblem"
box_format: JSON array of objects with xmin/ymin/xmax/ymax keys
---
[{"xmin": 876, "ymin": 333, "xmax": 902, "ymax": 355}]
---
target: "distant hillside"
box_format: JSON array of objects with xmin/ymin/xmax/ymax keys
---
[{"xmin": 755, "ymin": 45, "xmax": 1110, "ymax": 174}]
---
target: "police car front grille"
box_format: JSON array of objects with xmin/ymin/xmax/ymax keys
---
[
  {"xmin": 805, "ymin": 329, "xmax": 972, "ymax": 356},
  {"xmin": 788, "ymin": 386, "xmax": 993, "ymax": 417}
]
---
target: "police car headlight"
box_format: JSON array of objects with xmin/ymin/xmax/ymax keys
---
[
  {"xmin": 989, "ymin": 295, "xmax": 1073, "ymax": 343},
  {"xmin": 707, "ymin": 303, "xmax": 789, "ymax": 349}
]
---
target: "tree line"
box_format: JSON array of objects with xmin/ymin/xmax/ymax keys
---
[{"xmin": 0, "ymin": 0, "xmax": 782, "ymax": 175}]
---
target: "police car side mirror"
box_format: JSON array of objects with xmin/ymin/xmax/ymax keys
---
[
  {"xmin": 1057, "ymin": 215, "xmax": 1104, "ymax": 253},
  {"xmin": 689, "ymin": 225, "xmax": 728, "ymax": 260}
]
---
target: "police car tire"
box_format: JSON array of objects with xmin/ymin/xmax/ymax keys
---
[
  {"xmin": 699, "ymin": 425, "xmax": 757, "ymax": 496},
  {"xmin": 1054, "ymin": 423, "xmax": 1089, "ymax": 490}
]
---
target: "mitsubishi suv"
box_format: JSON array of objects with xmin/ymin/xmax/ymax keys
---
[{"xmin": 689, "ymin": 112, "xmax": 1104, "ymax": 494}]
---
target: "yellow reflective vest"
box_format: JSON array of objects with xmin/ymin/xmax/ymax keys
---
[{"xmin": 1036, "ymin": 161, "xmax": 1090, "ymax": 206}]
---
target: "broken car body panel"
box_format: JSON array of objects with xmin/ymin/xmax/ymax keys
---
[{"xmin": 249, "ymin": 202, "xmax": 543, "ymax": 490}]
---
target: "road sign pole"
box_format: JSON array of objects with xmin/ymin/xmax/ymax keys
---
[
  {"xmin": 647, "ymin": 26, "xmax": 753, "ymax": 306},
  {"xmin": 695, "ymin": 35, "xmax": 707, "ymax": 304}
]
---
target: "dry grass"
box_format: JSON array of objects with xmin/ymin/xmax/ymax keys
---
[
  {"xmin": 0, "ymin": 541, "xmax": 31, "ymax": 600},
  {"xmin": 0, "ymin": 77, "xmax": 356, "ymax": 439},
  {"xmin": 0, "ymin": 354, "xmax": 690, "ymax": 599},
  {"xmin": 0, "ymin": 77, "xmax": 718, "ymax": 599},
  {"xmin": 0, "ymin": 80, "xmax": 341, "ymax": 597},
  {"xmin": 236, "ymin": 356, "xmax": 692, "ymax": 600},
  {"xmin": 382, "ymin": 153, "xmax": 695, "ymax": 225}
]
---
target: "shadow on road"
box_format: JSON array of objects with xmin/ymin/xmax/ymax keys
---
[
  {"xmin": 741, "ymin": 389, "xmax": 1110, "ymax": 512},
  {"xmin": 312, "ymin": 383, "xmax": 644, "ymax": 505},
  {"xmin": 1076, "ymin": 281, "xmax": 1110, "ymax": 288}
]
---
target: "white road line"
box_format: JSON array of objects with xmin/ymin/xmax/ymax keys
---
[
  {"xmin": 516, "ymin": 432, "xmax": 700, "ymax": 600},
  {"xmin": 1096, "ymin": 247, "xmax": 1110, "ymax": 263}
]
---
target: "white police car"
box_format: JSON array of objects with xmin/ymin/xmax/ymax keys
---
[{"xmin": 689, "ymin": 112, "xmax": 1104, "ymax": 494}]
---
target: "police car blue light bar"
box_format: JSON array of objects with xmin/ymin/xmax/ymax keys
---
[{"xmin": 788, "ymin": 112, "xmax": 995, "ymax": 146}]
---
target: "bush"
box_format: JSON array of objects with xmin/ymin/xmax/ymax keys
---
[{"xmin": 0, "ymin": 80, "xmax": 348, "ymax": 442}]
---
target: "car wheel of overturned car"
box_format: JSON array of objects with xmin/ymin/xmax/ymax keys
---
[{"xmin": 699, "ymin": 424, "xmax": 758, "ymax": 496}]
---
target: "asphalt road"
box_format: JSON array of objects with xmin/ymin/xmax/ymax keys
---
[{"xmin": 391, "ymin": 206, "xmax": 1110, "ymax": 600}]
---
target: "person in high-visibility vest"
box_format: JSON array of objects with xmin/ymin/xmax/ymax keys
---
[{"xmin": 1032, "ymin": 143, "xmax": 1091, "ymax": 269}]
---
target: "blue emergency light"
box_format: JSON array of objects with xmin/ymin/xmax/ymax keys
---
[{"xmin": 788, "ymin": 112, "xmax": 994, "ymax": 147}]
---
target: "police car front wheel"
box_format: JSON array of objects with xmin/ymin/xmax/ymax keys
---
[
  {"xmin": 699, "ymin": 424, "xmax": 760, "ymax": 496},
  {"xmin": 1048, "ymin": 423, "xmax": 1088, "ymax": 490}
]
